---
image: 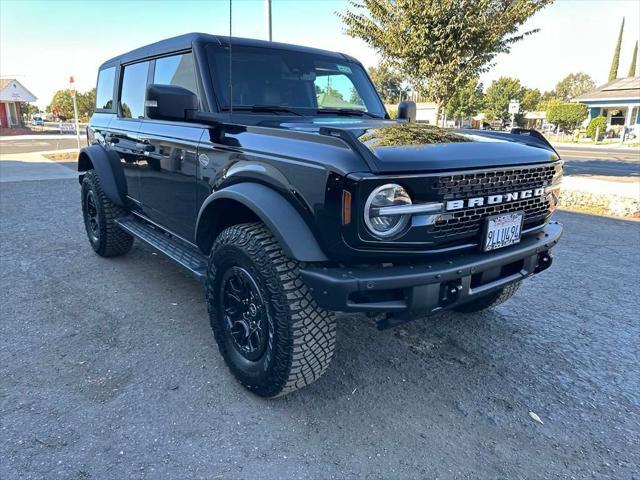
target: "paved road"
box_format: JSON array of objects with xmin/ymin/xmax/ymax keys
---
[
  {"xmin": 556, "ymin": 145, "xmax": 640, "ymax": 178},
  {"xmin": 1, "ymin": 161, "xmax": 639, "ymax": 480},
  {"xmin": 0, "ymin": 136, "xmax": 87, "ymax": 155}
]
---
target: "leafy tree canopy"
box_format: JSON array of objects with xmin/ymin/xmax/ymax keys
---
[
  {"xmin": 554, "ymin": 73, "xmax": 595, "ymax": 101},
  {"xmin": 339, "ymin": 0, "xmax": 552, "ymax": 124},
  {"xmin": 546, "ymin": 102, "xmax": 588, "ymax": 133},
  {"xmin": 520, "ymin": 87, "xmax": 541, "ymax": 112},
  {"xmin": 483, "ymin": 77, "xmax": 523, "ymax": 122},
  {"xmin": 367, "ymin": 64, "xmax": 407, "ymax": 104},
  {"xmin": 47, "ymin": 88, "xmax": 95, "ymax": 121},
  {"xmin": 445, "ymin": 79, "xmax": 483, "ymax": 121}
]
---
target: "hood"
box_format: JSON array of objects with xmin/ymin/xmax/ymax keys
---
[{"xmin": 270, "ymin": 119, "xmax": 560, "ymax": 173}]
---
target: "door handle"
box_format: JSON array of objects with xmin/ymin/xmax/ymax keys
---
[{"xmin": 136, "ymin": 142, "xmax": 155, "ymax": 152}]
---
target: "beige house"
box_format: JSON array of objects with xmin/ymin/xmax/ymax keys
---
[{"xmin": 0, "ymin": 78, "xmax": 37, "ymax": 128}]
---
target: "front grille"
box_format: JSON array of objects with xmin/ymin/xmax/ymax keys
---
[{"xmin": 429, "ymin": 164, "xmax": 557, "ymax": 240}]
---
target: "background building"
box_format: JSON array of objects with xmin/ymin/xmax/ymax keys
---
[
  {"xmin": 575, "ymin": 76, "xmax": 640, "ymax": 137},
  {"xmin": 0, "ymin": 78, "xmax": 37, "ymax": 128}
]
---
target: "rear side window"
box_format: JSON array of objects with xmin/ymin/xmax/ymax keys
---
[
  {"xmin": 154, "ymin": 53, "xmax": 198, "ymax": 96},
  {"xmin": 119, "ymin": 61, "xmax": 150, "ymax": 119},
  {"xmin": 95, "ymin": 67, "xmax": 115, "ymax": 110}
]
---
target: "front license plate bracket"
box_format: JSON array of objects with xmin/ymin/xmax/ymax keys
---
[{"xmin": 482, "ymin": 211, "xmax": 524, "ymax": 251}]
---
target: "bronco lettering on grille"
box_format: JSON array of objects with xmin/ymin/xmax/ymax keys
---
[{"xmin": 445, "ymin": 187, "xmax": 545, "ymax": 211}]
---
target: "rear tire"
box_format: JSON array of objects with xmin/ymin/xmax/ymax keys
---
[
  {"xmin": 81, "ymin": 170, "xmax": 133, "ymax": 257},
  {"xmin": 453, "ymin": 282, "xmax": 521, "ymax": 313},
  {"xmin": 206, "ymin": 223, "xmax": 336, "ymax": 398}
]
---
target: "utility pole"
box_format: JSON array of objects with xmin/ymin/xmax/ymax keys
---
[
  {"xmin": 264, "ymin": 0, "xmax": 272, "ymax": 41},
  {"xmin": 69, "ymin": 76, "xmax": 81, "ymax": 149}
]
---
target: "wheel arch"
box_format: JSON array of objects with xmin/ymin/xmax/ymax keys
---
[
  {"xmin": 77, "ymin": 145, "xmax": 127, "ymax": 207},
  {"xmin": 195, "ymin": 183, "xmax": 328, "ymax": 262}
]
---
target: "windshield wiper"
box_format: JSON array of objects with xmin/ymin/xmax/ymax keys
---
[
  {"xmin": 224, "ymin": 105, "xmax": 303, "ymax": 116},
  {"xmin": 316, "ymin": 108, "xmax": 381, "ymax": 119}
]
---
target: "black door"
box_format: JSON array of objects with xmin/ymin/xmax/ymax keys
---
[
  {"xmin": 137, "ymin": 121, "xmax": 204, "ymax": 240},
  {"xmin": 108, "ymin": 59, "xmax": 151, "ymax": 205},
  {"xmin": 135, "ymin": 52, "xmax": 203, "ymax": 241}
]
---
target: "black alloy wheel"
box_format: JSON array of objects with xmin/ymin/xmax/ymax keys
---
[{"xmin": 220, "ymin": 266, "xmax": 269, "ymax": 362}]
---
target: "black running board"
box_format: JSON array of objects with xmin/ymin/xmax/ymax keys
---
[{"xmin": 115, "ymin": 215, "xmax": 208, "ymax": 282}]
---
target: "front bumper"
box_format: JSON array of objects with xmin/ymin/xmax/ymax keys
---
[{"xmin": 301, "ymin": 221, "xmax": 562, "ymax": 316}]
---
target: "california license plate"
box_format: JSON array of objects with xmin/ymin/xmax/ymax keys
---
[{"xmin": 483, "ymin": 212, "xmax": 524, "ymax": 251}]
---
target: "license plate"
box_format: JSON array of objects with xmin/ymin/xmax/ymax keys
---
[{"xmin": 483, "ymin": 212, "xmax": 524, "ymax": 251}]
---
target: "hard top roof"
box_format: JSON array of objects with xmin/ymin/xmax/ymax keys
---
[{"xmin": 99, "ymin": 32, "xmax": 356, "ymax": 69}]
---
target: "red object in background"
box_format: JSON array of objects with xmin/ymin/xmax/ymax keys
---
[{"xmin": 0, "ymin": 104, "xmax": 8, "ymax": 128}]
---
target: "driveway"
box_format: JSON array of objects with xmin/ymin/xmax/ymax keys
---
[{"xmin": 1, "ymin": 161, "xmax": 638, "ymax": 479}]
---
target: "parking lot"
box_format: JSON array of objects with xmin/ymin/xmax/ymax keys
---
[{"xmin": 1, "ymin": 160, "xmax": 639, "ymax": 479}]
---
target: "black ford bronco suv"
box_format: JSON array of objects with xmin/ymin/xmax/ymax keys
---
[{"xmin": 79, "ymin": 33, "xmax": 562, "ymax": 397}]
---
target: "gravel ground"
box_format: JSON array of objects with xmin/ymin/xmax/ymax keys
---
[{"xmin": 1, "ymin": 175, "xmax": 639, "ymax": 480}]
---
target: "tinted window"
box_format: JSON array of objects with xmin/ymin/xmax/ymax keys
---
[
  {"xmin": 120, "ymin": 61, "xmax": 149, "ymax": 119},
  {"xmin": 206, "ymin": 44, "xmax": 385, "ymax": 116},
  {"xmin": 154, "ymin": 53, "xmax": 198, "ymax": 96},
  {"xmin": 95, "ymin": 67, "xmax": 115, "ymax": 110}
]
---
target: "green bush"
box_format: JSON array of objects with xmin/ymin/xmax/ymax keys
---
[
  {"xmin": 587, "ymin": 116, "xmax": 607, "ymax": 141},
  {"xmin": 545, "ymin": 102, "xmax": 588, "ymax": 133}
]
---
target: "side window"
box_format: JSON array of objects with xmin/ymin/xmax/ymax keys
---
[
  {"xmin": 153, "ymin": 53, "xmax": 198, "ymax": 96},
  {"xmin": 95, "ymin": 67, "xmax": 115, "ymax": 110},
  {"xmin": 119, "ymin": 61, "xmax": 150, "ymax": 119}
]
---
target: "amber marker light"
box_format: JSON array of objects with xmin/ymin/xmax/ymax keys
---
[{"xmin": 342, "ymin": 190, "xmax": 352, "ymax": 225}]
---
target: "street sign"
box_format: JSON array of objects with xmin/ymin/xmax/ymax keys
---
[{"xmin": 508, "ymin": 100, "xmax": 520, "ymax": 115}]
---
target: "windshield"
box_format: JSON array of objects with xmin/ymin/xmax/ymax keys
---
[{"xmin": 206, "ymin": 44, "xmax": 386, "ymax": 117}]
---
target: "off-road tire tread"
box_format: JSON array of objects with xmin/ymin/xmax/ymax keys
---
[
  {"xmin": 82, "ymin": 170, "xmax": 133, "ymax": 257},
  {"xmin": 454, "ymin": 282, "xmax": 521, "ymax": 313},
  {"xmin": 206, "ymin": 223, "xmax": 336, "ymax": 397}
]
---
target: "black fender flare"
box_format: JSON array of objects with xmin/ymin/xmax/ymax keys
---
[
  {"xmin": 77, "ymin": 145, "xmax": 127, "ymax": 207},
  {"xmin": 195, "ymin": 183, "xmax": 328, "ymax": 262}
]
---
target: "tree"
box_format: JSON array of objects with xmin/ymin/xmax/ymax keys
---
[
  {"xmin": 629, "ymin": 41, "xmax": 638, "ymax": 77},
  {"xmin": 367, "ymin": 64, "xmax": 406, "ymax": 104},
  {"xmin": 77, "ymin": 88, "xmax": 96, "ymax": 121},
  {"xmin": 587, "ymin": 116, "xmax": 607, "ymax": 141},
  {"xmin": 445, "ymin": 79, "xmax": 483, "ymax": 125},
  {"xmin": 47, "ymin": 88, "xmax": 95, "ymax": 121},
  {"xmin": 537, "ymin": 90, "xmax": 559, "ymax": 111},
  {"xmin": 608, "ymin": 17, "xmax": 624, "ymax": 81},
  {"xmin": 554, "ymin": 73, "xmax": 596, "ymax": 100},
  {"xmin": 483, "ymin": 77, "xmax": 523, "ymax": 122},
  {"xmin": 47, "ymin": 89, "xmax": 75, "ymax": 120},
  {"xmin": 521, "ymin": 87, "xmax": 541, "ymax": 112},
  {"xmin": 546, "ymin": 103, "xmax": 588, "ymax": 133},
  {"xmin": 339, "ymin": 0, "xmax": 552, "ymax": 125},
  {"xmin": 22, "ymin": 103, "xmax": 40, "ymax": 117}
]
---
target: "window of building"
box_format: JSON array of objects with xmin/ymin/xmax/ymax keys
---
[
  {"xmin": 96, "ymin": 67, "xmax": 116, "ymax": 110},
  {"xmin": 119, "ymin": 61, "xmax": 150, "ymax": 119},
  {"xmin": 154, "ymin": 53, "xmax": 198, "ymax": 96}
]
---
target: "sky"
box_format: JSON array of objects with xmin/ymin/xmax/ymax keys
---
[{"xmin": 1, "ymin": 0, "xmax": 639, "ymax": 109}]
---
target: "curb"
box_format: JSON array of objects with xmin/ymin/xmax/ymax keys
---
[{"xmin": 559, "ymin": 176, "xmax": 640, "ymax": 218}]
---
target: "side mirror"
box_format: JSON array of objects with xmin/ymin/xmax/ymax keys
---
[
  {"xmin": 397, "ymin": 101, "xmax": 416, "ymax": 123},
  {"xmin": 145, "ymin": 84, "xmax": 198, "ymax": 121}
]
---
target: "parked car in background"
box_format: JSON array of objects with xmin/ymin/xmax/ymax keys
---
[{"xmin": 31, "ymin": 116, "xmax": 44, "ymax": 126}]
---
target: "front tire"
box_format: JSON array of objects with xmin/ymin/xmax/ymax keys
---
[
  {"xmin": 81, "ymin": 170, "xmax": 133, "ymax": 257},
  {"xmin": 206, "ymin": 223, "xmax": 336, "ymax": 398}
]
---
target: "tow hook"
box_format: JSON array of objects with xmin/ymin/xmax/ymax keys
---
[
  {"xmin": 441, "ymin": 281, "xmax": 463, "ymax": 305},
  {"xmin": 535, "ymin": 252, "xmax": 553, "ymax": 273}
]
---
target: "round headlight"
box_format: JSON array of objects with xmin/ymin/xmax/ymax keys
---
[{"xmin": 364, "ymin": 184, "xmax": 412, "ymax": 238}]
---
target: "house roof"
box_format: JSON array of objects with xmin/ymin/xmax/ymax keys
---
[
  {"xmin": 574, "ymin": 76, "xmax": 640, "ymax": 102},
  {"xmin": 0, "ymin": 78, "xmax": 37, "ymax": 102}
]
